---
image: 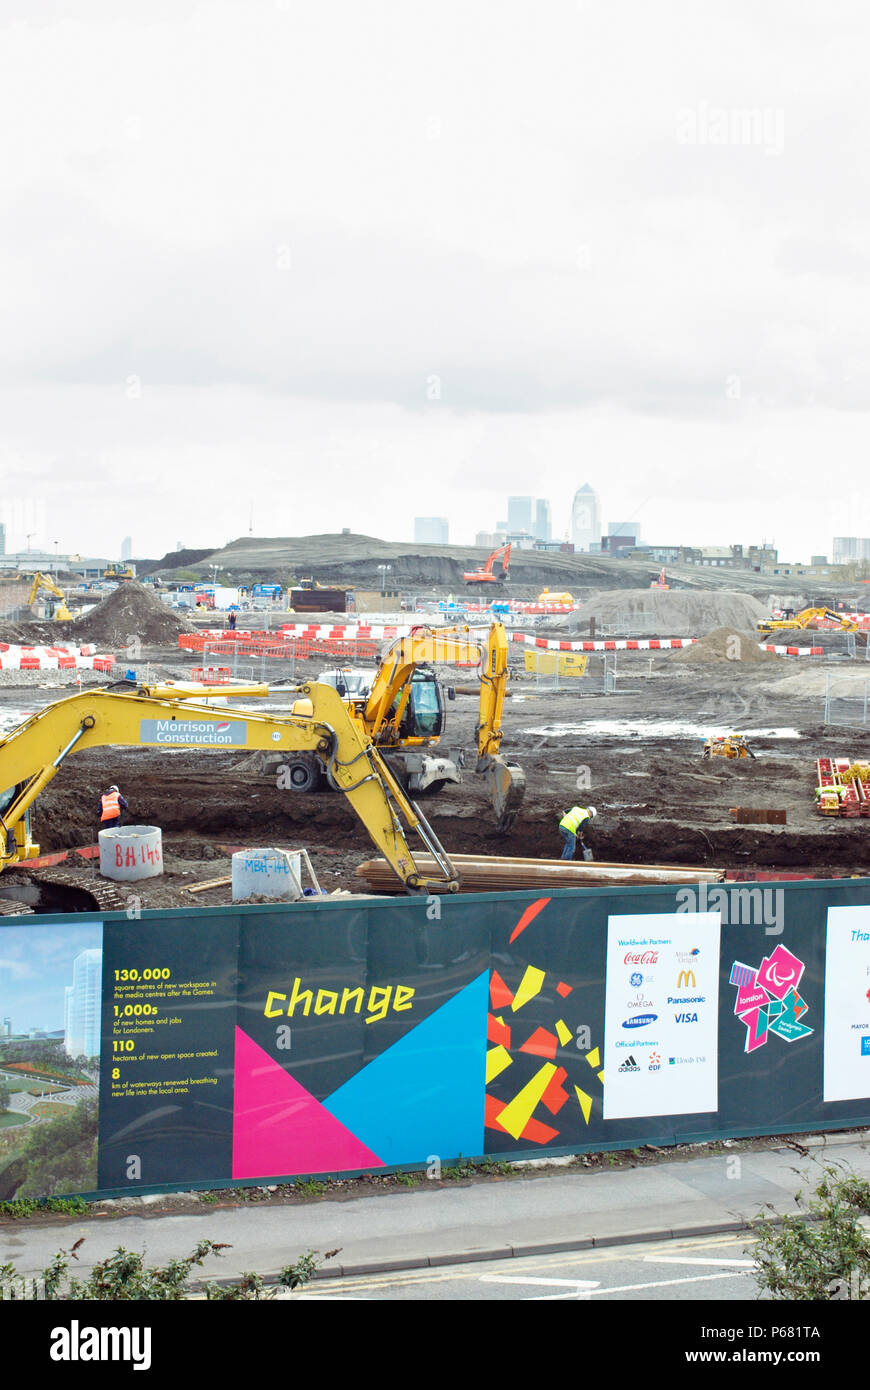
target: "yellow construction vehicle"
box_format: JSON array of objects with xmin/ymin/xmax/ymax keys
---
[
  {"xmin": 289, "ymin": 623, "xmax": 526, "ymax": 830},
  {"xmin": 702, "ymin": 734, "xmax": 756, "ymax": 760},
  {"xmin": 537, "ymin": 589, "xmax": 574, "ymax": 606},
  {"xmin": 0, "ymin": 682, "xmax": 458, "ymax": 893},
  {"xmin": 104, "ymin": 563, "xmax": 134, "ymax": 581},
  {"xmin": 27, "ymin": 573, "xmax": 73, "ymax": 621},
  {"xmin": 757, "ymin": 606, "xmax": 858, "ymax": 635}
]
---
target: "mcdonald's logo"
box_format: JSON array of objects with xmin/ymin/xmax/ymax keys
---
[{"xmin": 677, "ymin": 970, "xmax": 696, "ymax": 989}]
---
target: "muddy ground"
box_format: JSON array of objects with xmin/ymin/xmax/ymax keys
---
[{"xmin": 0, "ymin": 635, "xmax": 867, "ymax": 913}]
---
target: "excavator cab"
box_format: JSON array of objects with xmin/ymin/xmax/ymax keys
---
[{"xmin": 395, "ymin": 669, "xmax": 445, "ymax": 740}]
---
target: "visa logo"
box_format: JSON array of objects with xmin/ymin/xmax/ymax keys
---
[{"xmin": 674, "ymin": 1013, "xmax": 698, "ymax": 1024}]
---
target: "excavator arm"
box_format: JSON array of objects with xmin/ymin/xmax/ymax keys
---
[
  {"xmin": 759, "ymin": 606, "xmax": 859, "ymax": 634},
  {"xmin": 362, "ymin": 624, "xmax": 525, "ymax": 830},
  {"xmin": 0, "ymin": 684, "xmax": 458, "ymax": 893},
  {"xmin": 27, "ymin": 573, "xmax": 72, "ymax": 620}
]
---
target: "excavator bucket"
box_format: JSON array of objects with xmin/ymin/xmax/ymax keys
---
[{"xmin": 487, "ymin": 757, "xmax": 526, "ymax": 832}]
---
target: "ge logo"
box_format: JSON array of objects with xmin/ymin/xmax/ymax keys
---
[{"xmin": 630, "ymin": 972, "xmax": 643, "ymax": 987}]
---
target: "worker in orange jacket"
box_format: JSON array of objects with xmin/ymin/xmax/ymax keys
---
[{"xmin": 98, "ymin": 785, "xmax": 129, "ymax": 832}]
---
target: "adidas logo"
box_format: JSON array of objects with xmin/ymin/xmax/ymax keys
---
[{"xmin": 618, "ymin": 1055, "xmax": 640, "ymax": 1073}]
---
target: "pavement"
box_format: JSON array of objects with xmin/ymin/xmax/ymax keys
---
[{"xmin": 2, "ymin": 1133, "xmax": 869, "ymax": 1287}]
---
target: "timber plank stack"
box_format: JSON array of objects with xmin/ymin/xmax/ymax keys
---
[{"xmin": 356, "ymin": 853, "xmax": 725, "ymax": 894}]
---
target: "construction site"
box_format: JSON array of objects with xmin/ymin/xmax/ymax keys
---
[{"xmin": 0, "ymin": 548, "xmax": 867, "ymax": 916}]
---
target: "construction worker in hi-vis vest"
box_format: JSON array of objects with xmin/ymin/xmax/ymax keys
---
[
  {"xmin": 558, "ymin": 805, "xmax": 597, "ymax": 861},
  {"xmin": 99, "ymin": 785, "xmax": 129, "ymax": 831}
]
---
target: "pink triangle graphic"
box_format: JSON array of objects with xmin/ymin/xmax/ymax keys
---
[{"xmin": 232, "ymin": 1027, "xmax": 385, "ymax": 1180}]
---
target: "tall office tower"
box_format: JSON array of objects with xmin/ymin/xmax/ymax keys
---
[
  {"xmin": 507, "ymin": 497, "xmax": 534, "ymax": 533},
  {"xmin": 571, "ymin": 485, "xmax": 601, "ymax": 551},
  {"xmin": 64, "ymin": 949, "xmax": 102, "ymax": 1059}
]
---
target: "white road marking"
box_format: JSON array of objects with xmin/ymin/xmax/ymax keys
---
[
  {"xmin": 587, "ymin": 1271, "xmax": 747, "ymax": 1296},
  {"xmin": 480, "ymin": 1275, "xmax": 600, "ymax": 1289},
  {"xmin": 643, "ymin": 1255, "xmax": 754, "ymax": 1269}
]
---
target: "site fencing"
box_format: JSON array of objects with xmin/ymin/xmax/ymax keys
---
[
  {"xmin": 4, "ymin": 876, "xmax": 870, "ymax": 1201},
  {"xmin": 823, "ymin": 674, "xmax": 870, "ymax": 729}
]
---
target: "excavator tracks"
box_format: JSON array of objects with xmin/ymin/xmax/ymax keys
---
[
  {"xmin": 31, "ymin": 866, "xmax": 131, "ymax": 913},
  {"xmin": 0, "ymin": 866, "xmax": 131, "ymax": 916}
]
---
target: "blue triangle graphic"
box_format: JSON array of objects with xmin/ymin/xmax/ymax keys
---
[{"xmin": 323, "ymin": 969, "xmax": 489, "ymax": 1167}]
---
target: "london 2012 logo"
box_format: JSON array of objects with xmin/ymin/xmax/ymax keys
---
[{"xmin": 729, "ymin": 945, "xmax": 812, "ymax": 1054}]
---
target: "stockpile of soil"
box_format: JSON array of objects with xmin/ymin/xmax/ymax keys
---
[
  {"xmin": 71, "ymin": 582, "xmax": 188, "ymax": 647},
  {"xmin": 671, "ymin": 626, "xmax": 780, "ymax": 663},
  {"xmin": 764, "ymin": 668, "xmax": 870, "ymax": 697},
  {"xmin": 0, "ymin": 620, "xmax": 60, "ymax": 643},
  {"xmin": 562, "ymin": 589, "xmax": 769, "ymax": 636}
]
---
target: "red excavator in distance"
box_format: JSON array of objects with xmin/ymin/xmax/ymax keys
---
[{"xmin": 463, "ymin": 542, "xmax": 511, "ymax": 586}]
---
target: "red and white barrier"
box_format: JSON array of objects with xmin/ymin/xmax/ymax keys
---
[
  {"xmin": 507, "ymin": 633, "xmax": 695, "ymax": 652},
  {"xmin": 0, "ymin": 643, "xmax": 111, "ymax": 671},
  {"xmin": 183, "ymin": 625, "xmax": 825, "ymax": 659},
  {"xmin": 759, "ymin": 644, "xmax": 824, "ymax": 656}
]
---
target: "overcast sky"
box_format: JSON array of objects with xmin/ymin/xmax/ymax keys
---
[{"xmin": 1, "ymin": 0, "xmax": 868, "ymax": 560}]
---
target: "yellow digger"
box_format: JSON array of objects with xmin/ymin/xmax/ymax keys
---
[
  {"xmin": 757, "ymin": 606, "xmax": 858, "ymax": 635},
  {"xmin": 27, "ymin": 573, "xmax": 73, "ymax": 621},
  {"xmin": 287, "ymin": 622, "xmax": 526, "ymax": 830},
  {"xmin": 702, "ymin": 734, "xmax": 756, "ymax": 760},
  {"xmin": 0, "ymin": 681, "xmax": 461, "ymax": 893}
]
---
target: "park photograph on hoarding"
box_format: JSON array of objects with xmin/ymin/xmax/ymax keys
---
[{"xmin": 0, "ymin": 922, "xmax": 102, "ymax": 1199}]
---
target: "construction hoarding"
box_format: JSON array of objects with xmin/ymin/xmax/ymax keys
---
[{"xmin": 1, "ymin": 877, "xmax": 869, "ymax": 1200}]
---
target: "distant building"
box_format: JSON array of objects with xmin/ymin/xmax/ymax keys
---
[
  {"xmin": 507, "ymin": 497, "xmax": 533, "ymax": 533},
  {"xmin": 0, "ymin": 523, "xmax": 5, "ymax": 555},
  {"xmin": 413, "ymin": 517, "xmax": 449, "ymax": 545},
  {"xmin": 601, "ymin": 534, "xmax": 635, "ymax": 555},
  {"xmin": 695, "ymin": 547, "xmax": 741, "ymax": 568},
  {"xmin": 571, "ymin": 485, "xmax": 601, "ymax": 552},
  {"xmin": 608, "ymin": 520, "xmax": 641, "ymax": 544},
  {"xmin": 833, "ymin": 537, "xmax": 870, "ymax": 564},
  {"xmin": 534, "ymin": 499, "xmax": 552, "ymax": 542},
  {"xmin": 64, "ymin": 949, "xmax": 102, "ymax": 1060},
  {"xmin": 1, "ymin": 1017, "xmax": 10, "ymax": 1037},
  {"xmin": 120, "ymin": 536, "xmax": 132, "ymax": 561},
  {"xmin": 475, "ymin": 531, "xmax": 508, "ymax": 550}
]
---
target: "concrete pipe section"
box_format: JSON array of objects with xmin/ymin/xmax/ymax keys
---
[{"xmin": 99, "ymin": 825, "xmax": 164, "ymax": 881}]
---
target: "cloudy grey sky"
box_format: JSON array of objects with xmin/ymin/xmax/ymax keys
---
[{"xmin": 1, "ymin": 0, "xmax": 868, "ymax": 559}]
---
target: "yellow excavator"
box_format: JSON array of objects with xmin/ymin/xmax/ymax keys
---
[
  {"xmin": 757, "ymin": 606, "xmax": 859, "ymax": 635},
  {"xmin": 27, "ymin": 573, "xmax": 73, "ymax": 621},
  {"xmin": 0, "ymin": 682, "xmax": 460, "ymax": 893},
  {"xmin": 287, "ymin": 623, "xmax": 526, "ymax": 830}
]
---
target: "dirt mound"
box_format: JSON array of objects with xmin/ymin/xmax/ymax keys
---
[
  {"xmin": 671, "ymin": 627, "xmax": 780, "ymax": 663},
  {"xmin": 0, "ymin": 620, "xmax": 61, "ymax": 643},
  {"xmin": 763, "ymin": 668, "xmax": 870, "ymax": 697},
  {"xmin": 71, "ymin": 582, "xmax": 188, "ymax": 647},
  {"xmin": 563, "ymin": 589, "xmax": 768, "ymax": 636}
]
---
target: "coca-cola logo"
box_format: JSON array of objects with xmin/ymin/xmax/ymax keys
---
[{"xmin": 624, "ymin": 951, "xmax": 659, "ymax": 965}]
